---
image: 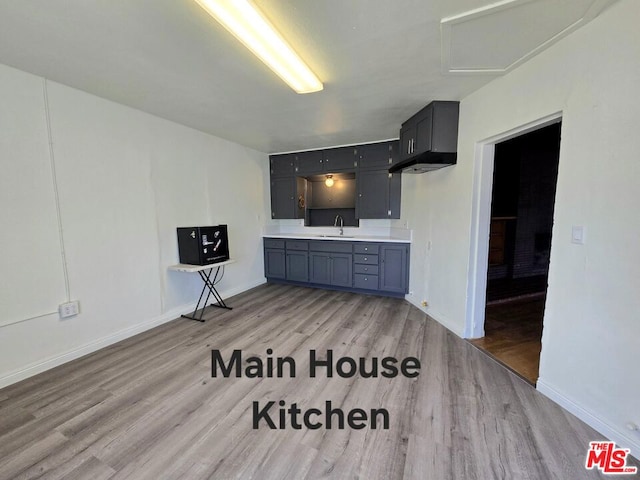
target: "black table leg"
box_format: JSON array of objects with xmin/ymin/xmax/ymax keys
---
[{"xmin": 181, "ymin": 266, "xmax": 232, "ymax": 322}]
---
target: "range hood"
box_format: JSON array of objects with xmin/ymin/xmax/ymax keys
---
[
  {"xmin": 390, "ymin": 101, "xmax": 459, "ymax": 174},
  {"xmin": 389, "ymin": 152, "xmax": 457, "ymax": 174}
]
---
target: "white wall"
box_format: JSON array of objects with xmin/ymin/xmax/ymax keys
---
[
  {"xmin": 399, "ymin": 0, "xmax": 640, "ymax": 456},
  {"xmin": 0, "ymin": 63, "xmax": 269, "ymax": 386}
]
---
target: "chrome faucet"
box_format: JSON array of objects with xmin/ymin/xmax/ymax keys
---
[{"xmin": 334, "ymin": 214, "xmax": 344, "ymax": 236}]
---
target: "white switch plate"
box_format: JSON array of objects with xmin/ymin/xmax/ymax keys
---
[
  {"xmin": 59, "ymin": 301, "xmax": 80, "ymax": 318},
  {"xmin": 571, "ymin": 226, "xmax": 585, "ymax": 244}
]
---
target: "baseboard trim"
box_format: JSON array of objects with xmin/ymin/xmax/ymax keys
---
[
  {"xmin": 537, "ymin": 379, "xmax": 640, "ymax": 459},
  {"xmin": 0, "ymin": 279, "xmax": 266, "ymax": 389},
  {"xmin": 404, "ymin": 296, "xmax": 465, "ymax": 337}
]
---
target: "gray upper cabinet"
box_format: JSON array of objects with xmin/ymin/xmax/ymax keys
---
[
  {"xmin": 270, "ymin": 176, "xmax": 296, "ymax": 219},
  {"xmin": 356, "ymin": 141, "xmax": 398, "ymax": 170},
  {"xmin": 355, "ymin": 140, "xmax": 401, "ymax": 219},
  {"xmin": 269, "ymin": 156, "xmax": 306, "ymax": 219},
  {"xmin": 380, "ymin": 244, "xmax": 409, "ymax": 293},
  {"xmin": 398, "ymin": 101, "xmax": 459, "ymax": 162},
  {"xmin": 356, "ymin": 169, "xmax": 401, "ymax": 219},
  {"xmin": 323, "ymin": 146, "xmax": 356, "ymax": 173},
  {"xmin": 270, "ymin": 153, "xmax": 295, "ymax": 177},
  {"xmin": 269, "ymin": 140, "xmax": 401, "ymax": 220},
  {"xmin": 357, "ymin": 170, "xmax": 389, "ymax": 219},
  {"xmin": 294, "ymin": 150, "xmax": 323, "ymax": 176}
]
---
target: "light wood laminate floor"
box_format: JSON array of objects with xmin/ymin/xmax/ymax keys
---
[{"xmin": 0, "ymin": 284, "xmax": 633, "ymax": 479}]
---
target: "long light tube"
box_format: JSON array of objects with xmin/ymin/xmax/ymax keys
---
[{"xmin": 193, "ymin": 0, "xmax": 323, "ymax": 94}]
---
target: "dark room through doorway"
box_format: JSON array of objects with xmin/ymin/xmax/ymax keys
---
[{"xmin": 471, "ymin": 121, "xmax": 561, "ymax": 385}]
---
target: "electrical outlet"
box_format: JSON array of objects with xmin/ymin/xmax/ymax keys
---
[
  {"xmin": 59, "ymin": 301, "xmax": 80, "ymax": 318},
  {"xmin": 421, "ymin": 300, "xmax": 428, "ymax": 307}
]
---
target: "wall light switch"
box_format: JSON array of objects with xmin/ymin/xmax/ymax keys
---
[{"xmin": 571, "ymin": 226, "xmax": 585, "ymax": 245}]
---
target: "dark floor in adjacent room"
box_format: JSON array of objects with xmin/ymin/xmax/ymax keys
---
[{"xmin": 470, "ymin": 297, "xmax": 545, "ymax": 385}]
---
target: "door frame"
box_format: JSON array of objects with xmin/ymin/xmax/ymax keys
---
[{"xmin": 464, "ymin": 112, "xmax": 563, "ymax": 339}]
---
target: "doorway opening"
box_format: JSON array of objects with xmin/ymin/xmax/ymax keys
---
[{"xmin": 469, "ymin": 121, "xmax": 561, "ymax": 385}]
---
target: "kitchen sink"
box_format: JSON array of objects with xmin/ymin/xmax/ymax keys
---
[{"xmin": 316, "ymin": 234, "xmax": 354, "ymax": 238}]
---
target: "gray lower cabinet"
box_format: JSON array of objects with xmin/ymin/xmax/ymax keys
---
[
  {"xmin": 309, "ymin": 252, "xmax": 352, "ymax": 287},
  {"xmin": 264, "ymin": 238, "xmax": 409, "ymax": 297},
  {"xmin": 286, "ymin": 251, "xmax": 309, "ymax": 282},
  {"xmin": 264, "ymin": 248, "xmax": 286, "ymax": 279},
  {"xmin": 380, "ymin": 244, "xmax": 409, "ymax": 293}
]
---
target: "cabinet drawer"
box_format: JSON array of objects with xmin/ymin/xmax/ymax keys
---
[
  {"xmin": 286, "ymin": 240, "xmax": 308, "ymax": 251},
  {"xmin": 353, "ymin": 243, "xmax": 379, "ymax": 255},
  {"xmin": 354, "ymin": 264, "xmax": 379, "ymax": 275},
  {"xmin": 354, "ymin": 274, "xmax": 378, "ymax": 290},
  {"xmin": 264, "ymin": 238, "xmax": 285, "ymax": 249},
  {"xmin": 309, "ymin": 241, "xmax": 353, "ymax": 253},
  {"xmin": 354, "ymin": 254, "xmax": 378, "ymax": 265}
]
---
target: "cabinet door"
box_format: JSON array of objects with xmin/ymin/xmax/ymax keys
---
[
  {"xmin": 330, "ymin": 254, "xmax": 353, "ymax": 287},
  {"xmin": 357, "ymin": 169, "xmax": 390, "ymax": 219},
  {"xmin": 356, "ymin": 142, "xmax": 393, "ymax": 170},
  {"xmin": 399, "ymin": 122, "xmax": 416, "ymax": 161},
  {"xmin": 265, "ymin": 249, "xmax": 286, "ymax": 279},
  {"xmin": 270, "ymin": 176, "xmax": 296, "ymax": 219},
  {"xmin": 286, "ymin": 251, "xmax": 309, "ymax": 282},
  {"xmin": 309, "ymin": 252, "xmax": 331, "ymax": 285},
  {"xmin": 389, "ymin": 172, "xmax": 401, "ymax": 219},
  {"xmin": 431, "ymin": 101, "xmax": 460, "ymax": 153},
  {"xmin": 388, "ymin": 140, "xmax": 400, "ymax": 167},
  {"xmin": 295, "ymin": 150, "xmax": 324, "ymax": 175},
  {"xmin": 270, "ymin": 154, "xmax": 295, "ymax": 177},
  {"xmin": 323, "ymin": 147, "xmax": 356, "ymax": 173},
  {"xmin": 414, "ymin": 105, "xmax": 433, "ymax": 156},
  {"xmin": 380, "ymin": 245, "xmax": 408, "ymax": 293}
]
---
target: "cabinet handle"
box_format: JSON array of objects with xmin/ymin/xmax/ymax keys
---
[
  {"xmin": 407, "ymin": 139, "xmax": 411, "ymax": 154},
  {"xmin": 364, "ymin": 257, "xmax": 367, "ymax": 261},
  {"xmin": 364, "ymin": 247, "xmax": 368, "ymax": 251}
]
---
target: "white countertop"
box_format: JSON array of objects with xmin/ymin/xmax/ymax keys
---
[{"xmin": 263, "ymin": 233, "xmax": 411, "ymax": 243}]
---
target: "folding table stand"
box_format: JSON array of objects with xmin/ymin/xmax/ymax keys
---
[{"xmin": 168, "ymin": 260, "xmax": 235, "ymax": 322}]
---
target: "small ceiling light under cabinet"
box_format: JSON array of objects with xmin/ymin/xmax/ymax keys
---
[{"xmin": 325, "ymin": 175, "xmax": 334, "ymax": 187}]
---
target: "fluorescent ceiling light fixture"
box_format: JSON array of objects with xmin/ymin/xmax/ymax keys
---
[{"xmin": 194, "ymin": 0, "xmax": 323, "ymax": 94}]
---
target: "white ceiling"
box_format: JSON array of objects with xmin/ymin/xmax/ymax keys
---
[{"xmin": 0, "ymin": 0, "xmax": 616, "ymax": 153}]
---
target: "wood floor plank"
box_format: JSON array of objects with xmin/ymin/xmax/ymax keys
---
[{"xmin": 0, "ymin": 284, "xmax": 635, "ymax": 480}]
